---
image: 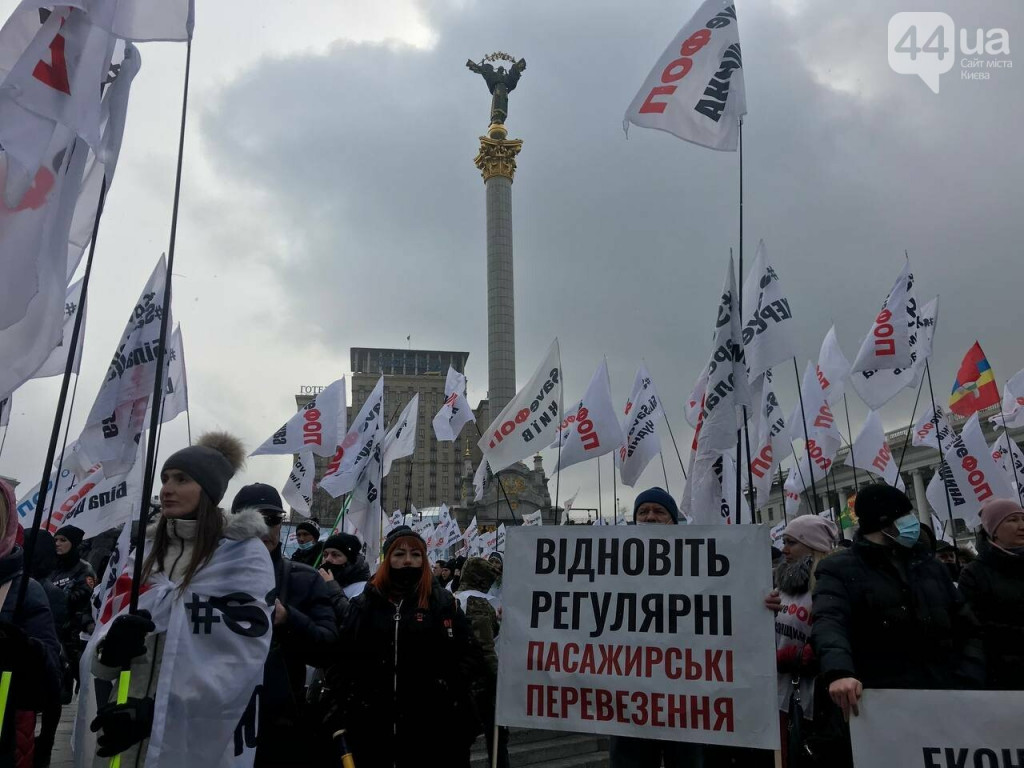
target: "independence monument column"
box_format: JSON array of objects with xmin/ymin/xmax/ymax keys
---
[{"xmin": 467, "ymin": 52, "xmax": 526, "ymax": 423}]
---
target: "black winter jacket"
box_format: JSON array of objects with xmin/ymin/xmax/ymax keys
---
[
  {"xmin": 811, "ymin": 535, "xmax": 985, "ymax": 690},
  {"xmin": 48, "ymin": 554, "xmax": 95, "ymax": 640},
  {"xmin": 321, "ymin": 555, "xmax": 370, "ymax": 621},
  {"xmin": 958, "ymin": 540, "xmax": 1024, "ymax": 690},
  {"xmin": 290, "ymin": 541, "xmax": 324, "ymax": 569},
  {"xmin": 256, "ymin": 545, "xmax": 339, "ymax": 766},
  {"xmin": 0, "ymin": 547, "xmax": 62, "ymax": 711},
  {"xmin": 327, "ymin": 582, "xmax": 487, "ymax": 768}
]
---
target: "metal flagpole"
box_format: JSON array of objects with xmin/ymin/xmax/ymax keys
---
[
  {"xmin": 658, "ymin": 449, "xmax": 670, "ymax": 494},
  {"xmin": 662, "ymin": 412, "xmax": 688, "ymax": 480},
  {"xmin": 16, "ymin": 172, "xmax": 106, "ymax": 619},
  {"xmin": 0, "ymin": 426, "xmax": 7, "ymax": 462},
  {"xmin": 924, "ymin": 361, "xmax": 960, "ymax": 561},
  {"xmin": 792, "ymin": 357, "xmax": 822, "ymax": 515},
  {"xmin": 473, "ymin": 422, "xmax": 519, "ymax": 524},
  {"xmin": 597, "ymin": 453, "xmax": 603, "ymax": 523},
  {"xmin": 45, "ymin": 371, "xmax": 84, "ymax": 530},
  {"xmin": 777, "ymin": 464, "xmax": 789, "ymax": 525},
  {"xmin": 612, "ymin": 454, "xmax": 619, "ymax": 525},
  {"xmin": 998, "ymin": 387, "xmax": 1022, "ymax": 496},
  {"xmin": 842, "ymin": 393, "xmax": 861, "ymax": 490},
  {"xmin": 895, "ymin": 372, "xmax": 927, "ymax": 476}
]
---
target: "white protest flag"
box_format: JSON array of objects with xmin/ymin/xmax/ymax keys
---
[
  {"xmin": 931, "ymin": 512, "xmax": 954, "ymax": 545},
  {"xmin": 850, "ymin": 261, "xmax": 915, "ymax": 373},
  {"xmin": 319, "ymin": 377, "xmax": 386, "ymax": 498},
  {"xmin": 521, "ymin": 510, "xmax": 543, "ymax": 527},
  {"xmin": 480, "ymin": 528, "xmax": 498, "ymax": 557},
  {"xmin": 280, "ymin": 452, "xmax": 315, "ymax": 516},
  {"xmin": 684, "ymin": 364, "xmax": 709, "ymax": 428},
  {"xmin": 432, "ymin": 366, "xmax": 475, "ymax": 441},
  {"xmin": 989, "ymin": 437, "xmax": 1024, "ymax": 505},
  {"xmin": 463, "ymin": 515, "xmax": 479, "ymax": 543},
  {"xmin": 845, "ymin": 410, "xmax": 906, "ymax": 491},
  {"xmin": 697, "ymin": 255, "xmax": 752, "ymax": 456},
  {"xmin": 769, "ymin": 519, "xmax": 786, "ymax": 549},
  {"xmin": 623, "ymin": 0, "xmax": 745, "ymax": 151},
  {"xmin": 46, "ymin": 450, "xmax": 143, "ymax": 538},
  {"xmin": 555, "ymin": 359, "xmax": 625, "ymax": 473},
  {"xmin": 383, "ymin": 510, "xmax": 404, "ymax": 537},
  {"xmin": 616, "ymin": 363, "xmax": 664, "ymax": 487},
  {"xmin": 29, "ymin": 277, "xmax": 86, "ymax": 379},
  {"xmin": 989, "ymin": 367, "xmax": 1024, "ymax": 430},
  {"xmin": 66, "ymin": 41, "xmax": 140, "ymax": 278},
  {"xmin": 479, "ymin": 339, "xmax": 562, "ymax": 474},
  {"xmin": 382, "ymin": 394, "xmax": 418, "ymax": 476},
  {"xmin": 741, "ymin": 240, "xmax": 796, "ymax": 381},
  {"xmin": 89, "ymin": 0, "xmax": 195, "ymax": 42},
  {"xmin": 718, "ymin": 452, "xmax": 750, "ymax": 525},
  {"xmin": 473, "ymin": 457, "xmax": 488, "ymax": 502},
  {"xmin": 346, "ymin": 442, "xmax": 384, "ymax": 568},
  {"xmin": 0, "ymin": 5, "xmax": 115, "ymax": 210},
  {"xmin": 78, "ymin": 256, "xmax": 166, "ymax": 475},
  {"xmin": 560, "ymin": 487, "xmax": 580, "ymax": 525},
  {"xmin": 816, "ymin": 325, "xmax": 851, "ymax": 404},
  {"xmin": 159, "ymin": 324, "xmax": 188, "ymax": 424},
  {"xmin": 496, "ymin": 523, "xmax": 506, "ymax": 553},
  {"xmin": 432, "ymin": 506, "xmax": 453, "ymax": 551},
  {"xmin": 851, "ymin": 297, "xmax": 939, "ymax": 411},
  {"xmin": 748, "ymin": 368, "xmax": 787, "ymax": 502},
  {"xmin": 926, "ymin": 462, "xmax": 971, "ymax": 528},
  {"xmin": 0, "ymin": 128, "xmax": 88, "ymax": 397},
  {"xmin": 930, "ymin": 414, "xmax": 1015, "ymax": 526},
  {"xmin": 959, "ymin": 414, "xmax": 1016, "ymax": 502},
  {"xmin": 792, "ymin": 361, "xmax": 843, "ymax": 488},
  {"xmin": 0, "ymin": 395, "xmax": 10, "ymax": 427},
  {"xmin": 252, "ymin": 377, "xmax": 345, "ymax": 458},
  {"xmin": 912, "ymin": 404, "xmax": 953, "ymax": 453},
  {"xmin": 16, "ymin": 463, "xmax": 81, "ymax": 527},
  {"xmin": 91, "ymin": 520, "xmax": 132, "ymax": 625},
  {"xmin": 783, "ymin": 468, "xmax": 803, "ymax": 519}
]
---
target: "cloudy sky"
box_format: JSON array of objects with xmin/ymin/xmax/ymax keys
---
[{"xmin": 2, "ymin": 0, "xmax": 1021, "ymax": 520}]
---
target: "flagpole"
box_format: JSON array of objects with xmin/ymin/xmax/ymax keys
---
[
  {"xmin": 597, "ymin": 455, "xmax": 603, "ymax": 524},
  {"xmin": 661, "ymin": 413, "xmax": 688, "ymax": 480},
  {"xmin": 895, "ymin": 372, "xmax": 926, "ymax": 477},
  {"xmin": 44, "ymin": 371, "xmax": 83, "ymax": 529},
  {"xmin": 658, "ymin": 449, "xmax": 670, "ymax": 494},
  {"xmin": 555, "ymin": 427, "xmax": 562, "ymax": 516},
  {"xmin": 924, "ymin": 361, "xmax": 960, "ymax": 558},
  {"xmin": 129, "ymin": 39, "xmax": 193, "ymax": 615},
  {"xmin": 472, "ymin": 422, "xmax": 519, "ymax": 524},
  {"xmin": 792, "ymin": 357, "xmax": 822, "ymax": 515},
  {"xmin": 16, "ymin": 173, "xmax": 107, "ymax": 619},
  {"xmin": 777, "ymin": 464, "xmax": 788, "ymax": 525},
  {"xmin": 842, "ymin": 393, "xmax": 861, "ymax": 490},
  {"xmin": 0, "ymin": 426, "xmax": 7, "ymax": 462},
  {"xmin": 185, "ymin": 404, "xmax": 193, "ymax": 446},
  {"xmin": 612, "ymin": 455, "xmax": 619, "ymax": 525},
  {"xmin": 736, "ymin": 118, "xmax": 756, "ymax": 525},
  {"xmin": 403, "ymin": 460, "xmax": 414, "ymax": 516},
  {"xmin": 996, "ymin": 384, "xmax": 1023, "ymax": 496}
]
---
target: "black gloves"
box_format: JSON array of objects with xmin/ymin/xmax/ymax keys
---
[
  {"xmin": 91, "ymin": 696, "xmax": 155, "ymax": 757},
  {"xmin": 98, "ymin": 610, "xmax": 155, "ymax": 669}
]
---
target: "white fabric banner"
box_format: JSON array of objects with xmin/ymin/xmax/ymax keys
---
[
  {"xmin": 748, "ymin": 369, "xmax": 786, "ymax": 503},
  {"xmin": 78, "ymin": 256, "xmax": 166, "ymax": 475},
  {"xmin": 623, "ymin": 0, "xmax": 746, "ymax": 151},
  {"xmin": 160, "ymin": 324, "xmax": 188, "ymax": 424},
  {"xmin": 850, "ymin": 261, "xmax": 915, "ymax": 373},
  {"xmin": 432, "ymin": 366, "xmax": 476, "ymax": 441},
  {"xmin": 30, "ymin": 277, "xmax": 86, "ymax": 379},
  {"xmin": 45, "ymin": 453, "xmax": 142, "ymax": 538},
  {"xmin": 850, "ymin": 689, "xmax": 1021, "ymax": 768},
  {"xmin": 741, "ymin": 241, "xmax": 796, "ymax": 381},
  {"xmin": 816, "ymin": 325, "xmax": 851, "ymax": 405},
  {"xmin": 783, "ymin": 468, "xmax": 803, "ymax": 519},
  {"xmin": 0, "ymin": 394, "xmax": 10, "ymax": 428},
  {"xmin": 912, "ymin": 404, "xmax": 953, "ymax": 453},
  {"xmin": 320, "ymin": 376, "xmax": 384, "ymax": 498},
  {"xmin": 521, "ymin": 510, "xmax": 543, "ymax": 527},
  {"xmin": 252, "ymin": 377, "xmax": 345, "ymax": 458},
  {"xmin": 845, "ymin": 411, "xmax": 905, "ymax": 491},
  {"xmin": 382, "ymin": 394, "xmax": 418, "ymax": 476},
  {"xmin": 958, "ymin": 413, "xmax": 1017, "ymax": 502},
  {"xmin": 616, "ymin": 363, "xmax": 664, "ymax": 487},
  {"xmin": 684, "ymin": 365, "xmax": 709, "ymax": 429},
  {"xmin": 496, "ymin": 526, "xmax": 778, "ymax": 749},
  {"xmin": 479, "ymin": 339, "xmax": 562, "ymax": 474},
  {"xmin": 0, "ymin": 5, "xmax": 114, "ymax": 209},
  {"xmin": 850, "ymin": 297, "xmax": 938, "ymax": 411},
  {"xmin": 16, "ymin": 464, "xmax": 82, "ymax": 526},
  {"xmin": 554, "ymin": 359, "xmax": 625, "ymax": 473},
  {"xmin": 90, "ymin": 0, "xmax": 195, "ymax": 42},
  {"xmin": 697, "ymin": 256, "xmax": 751, "ymax": 456},
  {"xmin": 0, "ymin": 129, "xmax": 88, "ymax": 398},
  {"xmin": 473, "ymin": 457, "xmax": 488, "ymax": 502},
  {"xmin": 926, "ymin": 462, "xmax": 972, "ymax": 529},
  {"xmin": 791, "ymin": 362, "xmax": 843, "ymax": 490},
  {"xmin": 345, "ymin": 440, "xmax": 384, "ymax": 568},
  {"xmin": 496, "ymin": 523, "xmax": 507, "ymax": 553},
  {"xmin": 989, "ymin": 437, "xmax": 1024, "ymax": 505},
  {"xmin": 281, "ymin": 451, "xmax": 315, "ymax": 516},
  {"xmin": 463, "ymin": 515, "xmax": 479, "ymax": 544},
  {"xmin": 718, "ymin": 452, "xmax": 750, "ymax": 526},
  {"xmin": 989, "ymin": 367, "xmax": 1024, "ymax": 430},
  {"xmin": 383, "ymin": 510, "xmax": 404, "ymax": 537},
  {"xmin": 76, "ymin": 536, "xmax": 274, "ymax": 768}
]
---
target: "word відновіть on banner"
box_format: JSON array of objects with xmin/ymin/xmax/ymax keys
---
[{"xmin": 496, "ymin": 525, "xmax": 778, "ymax": 749}]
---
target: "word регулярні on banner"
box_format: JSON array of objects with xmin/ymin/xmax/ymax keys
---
[{"xmin": 496, "ymin": 525, "xmax": 779, "ymax": 750}]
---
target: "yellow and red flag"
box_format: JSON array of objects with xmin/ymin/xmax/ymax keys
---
[{"xmin": 949, "ymin": 342, "xmax": 1000, "ymax": 417}]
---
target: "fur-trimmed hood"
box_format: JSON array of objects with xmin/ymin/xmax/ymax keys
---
[{"xmin": 224, "ymin": 507, "xmax": 269, "ymax": 541}]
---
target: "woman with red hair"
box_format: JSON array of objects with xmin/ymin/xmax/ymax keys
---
[{"xmin": 326, "ymin": 525, "xmax": 487, "ymax": 767}]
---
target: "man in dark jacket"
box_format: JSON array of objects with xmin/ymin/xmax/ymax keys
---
[
  {"xmin": 812, "ymin": 484, "xmax": 985, "ymax": 720},
  {"xmin": 316, "ymin": 532, "xmax": 369, "ymax": 620},
  {"xmin": 290, "ymin": 519, "xmax": 323, "ymax": 567},
  {"xmin": 49, "ymin": 524, "xmax": 95, "ymax": 701},
  {"xmin": 232, "ymin": 484, "xmax": 339, "ymax": 767}
]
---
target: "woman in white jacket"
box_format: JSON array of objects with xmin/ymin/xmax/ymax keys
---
[{"xmin": 77, "ymin": 433, "xmax": 275, "ymax": 768}]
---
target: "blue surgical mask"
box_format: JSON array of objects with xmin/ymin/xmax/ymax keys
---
[
  {"xmin": 297, "ymin": 540, "xmax": 315, "ymax": 551},
  {"xmin": 885, "ymin": 514, "xmax": 920, "ymax": 548}
]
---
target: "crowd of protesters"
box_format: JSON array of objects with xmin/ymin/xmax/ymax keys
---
[{"xmin": 1, "ymin": 426, "xmax": 1022, "ymax": 768}]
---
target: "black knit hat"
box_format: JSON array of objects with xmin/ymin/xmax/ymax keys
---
[
  {"xmin": 162, "ymin": 432, "xmax": 245, "ymax": 506},
  {"xmin": 324, "ymin": 532, "xmax": 362, "ymax": 562},
  {"xmin": 382, "ymin": 525, "xmax": 425, "ymax": 557},
  {"xmin": 633, "ymin": 487, "xmax": 679, "ymax": 523},
  {"xmin": 295, "ymin": 520, "xmax": 320, "ymax": 539},
  {"xmin": 854, "ymin": 483, "xmax": 913, "ymax": 534},
  {"xmin": 231, "ymin": 483, "xmax": 285, "ymax": 515},
  {"xmin": 54, "ymin": 524, "xmax": 85, "ymax": 549}
]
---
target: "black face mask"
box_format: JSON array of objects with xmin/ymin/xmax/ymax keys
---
[{"xmin": 391, "ymin": 567, "xmax": 422, "ymax": 593}]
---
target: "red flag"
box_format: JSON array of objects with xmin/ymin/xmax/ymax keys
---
[{"xmin": 949, "ymin": 342, "xmax": 999, "ymax": 417}]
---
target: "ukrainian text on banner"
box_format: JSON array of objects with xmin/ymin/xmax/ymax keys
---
[
  {"xmin": 496, "ymin": 526, "xmax": 778, "ymax": 749},
  {"xmin": 849, "ymin": 689, "xmax": 1021, "ymax": 768}
]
